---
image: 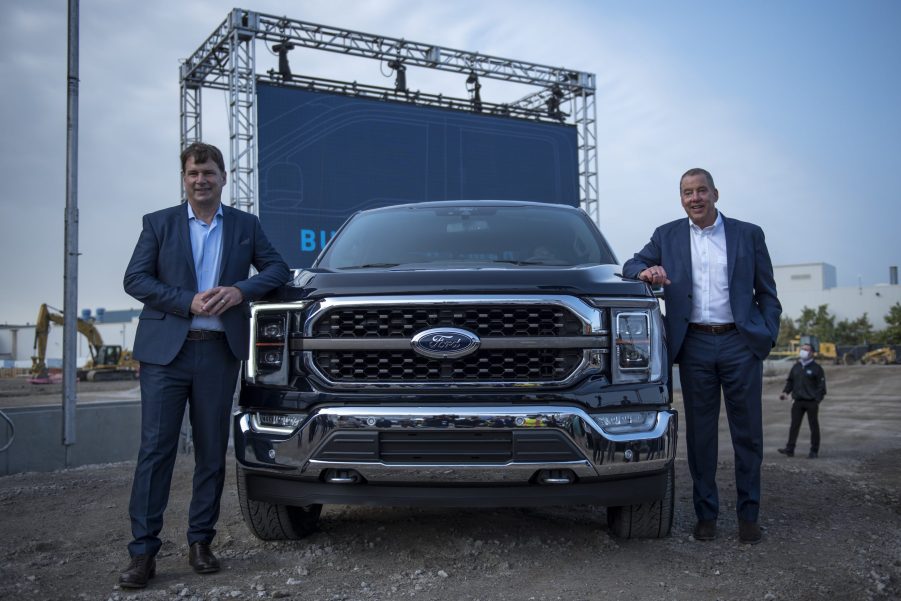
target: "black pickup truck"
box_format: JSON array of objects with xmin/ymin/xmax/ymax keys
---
[{"xmin": 234, "ymin": 200, "xmax": 676, "ymax": 540}]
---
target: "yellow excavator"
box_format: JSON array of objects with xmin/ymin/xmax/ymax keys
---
[{"xmin": 30, "ymin": 303, "xmax": 139, "ymax": 383}]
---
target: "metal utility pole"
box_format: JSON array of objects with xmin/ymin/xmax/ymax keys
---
[{"xmin": 63, "ymin": 0, "xmax": 80, "ymax": 456}]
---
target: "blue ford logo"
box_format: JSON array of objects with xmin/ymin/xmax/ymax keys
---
[{"xmin": 411, "ymin": 328, "xmax": 481, "ymax": 359}]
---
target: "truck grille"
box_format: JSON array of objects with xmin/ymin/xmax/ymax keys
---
[
  {"xmin": 312, "ymin": 305, "xmax": 584, "ymax": 338},
  {"xmin": 314, "ymin": 349, "xmax": 584, "ymax": 382},
  {"xmin": 301, "ymin": 297, "xmax": 605, "ymax": 388},
  {"xmin": 312, "ymin": 430, "xmax": 584, "ymax": 464}
]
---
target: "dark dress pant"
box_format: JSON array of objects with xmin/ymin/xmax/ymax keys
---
[
  {"xmin": 678, "ymin": 329, "xmax": 763, "ymax": 523},
  {"xmin": 786, "ymin": 400, "xmax": 820, "ymax": 453},
  {"xmin": 127, "ymin": 337, "xmax": 240, "ymax": 557}
]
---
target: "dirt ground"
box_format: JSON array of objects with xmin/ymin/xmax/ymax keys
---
[{"xmin": 0, "ymin": 365, "xmax": 899, "ymax": 601}]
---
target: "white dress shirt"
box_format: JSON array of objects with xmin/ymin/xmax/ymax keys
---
[{"xmin": 689, "ymin": 212, "xmax": 735, "ymax": 325}]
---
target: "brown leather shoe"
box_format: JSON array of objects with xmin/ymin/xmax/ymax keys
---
[
  {"xmin": 693, "ymin": 519, "xmax": 717, "ymax": 541},
  {"xmin": 189, "ymin": 541, "xmax": 220, "ymax": 574},
  {"xmin": 739, "ymin": 520, "xmax": 762, "ymax": 544},
  {"xmin": 118, "ymin": 554, "xmax": 156, "ymax": 589}
]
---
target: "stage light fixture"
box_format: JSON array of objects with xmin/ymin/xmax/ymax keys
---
[
  {"xmin": 546, "ymin": 84, "xmax": 566, "ymax": 121},
  {"xmin": 466, "ymin": 72, "xmax": 482, "ymax": 113},
  {"xmin": 387, "ymin": 59, "xmax": 407, "ymax": 93},
  {"xmin": 272, "ymin": 40, "xmax": 295, "ymax": 81}
]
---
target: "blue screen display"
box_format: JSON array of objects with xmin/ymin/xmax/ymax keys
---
[{"xmin": 256, "ymin": 82, "xmax": 580, "ymax": 268}]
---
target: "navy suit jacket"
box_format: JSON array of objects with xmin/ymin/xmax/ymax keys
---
[
  {"xmin": 622, "ymin": 213, "xmax": 781, "ymax": 362},
  {"xmin": 124, "ymin": 203, "xmax": 290, "ymax": 365}
]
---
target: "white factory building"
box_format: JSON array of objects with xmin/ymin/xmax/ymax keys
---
[{"xmin": 775, "ymin": 263, "xmax": 901, "ymax": 329}]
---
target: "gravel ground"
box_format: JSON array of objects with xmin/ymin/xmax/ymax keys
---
[{"xmin": 0, "ymin": 365, "xmax": 899, "ymax": 601}]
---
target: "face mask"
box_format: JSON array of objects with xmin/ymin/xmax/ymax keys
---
[{"xmin": 799, "ymin": 349, "xmax": 811, "ymax": 360}]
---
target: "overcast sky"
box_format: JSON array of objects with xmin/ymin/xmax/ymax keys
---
[{"xmin": 1, "ymin": 0, "xmax": 899, "ymax": 325}]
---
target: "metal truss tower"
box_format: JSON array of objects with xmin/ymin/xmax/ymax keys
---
[{"xmin": 179, "ymin": 9, "xmax": 599, "ymax": 223}]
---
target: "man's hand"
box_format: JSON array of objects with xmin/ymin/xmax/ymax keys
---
[
  {"xmin": 779, "ymin": 393, "xmax": 787, "ymax": 401},
  {"xmin": 192, "ymin": 286, "xmax": 245, "ymax": 317},
  {"xmin": 638, "ymin": 265, "xmax": 671, "ymax": 286}
]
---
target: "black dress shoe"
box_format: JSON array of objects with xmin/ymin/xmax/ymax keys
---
[
  {"xmin": 693, "ymin": 519, "xmax": 717, "ymax": 541},
  {"xmin": 118, "ymin": 554, "xmax": 156, "ymax": 589},
  {"xmin": 739, "ymin": 520, "xmax": 762, "ymax": 544},
  {"xmin": 189, "ymin": 541, "xmax": 220, "ymax": 574},
  {"xmin": 808, "ymin": 451, "xmax": 818, "ymax": 459},
  {"xmin": 777, "ymin": 447, "xmax": 794, "ymax": 457}
]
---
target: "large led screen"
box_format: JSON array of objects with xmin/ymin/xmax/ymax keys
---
[{"xmin": 257, "ymin": 82, "xmax": 580, "ymax": 268}]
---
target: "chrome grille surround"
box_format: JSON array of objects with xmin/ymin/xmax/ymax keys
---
[{"xmin": 300, "ymin": 295, "xmax": 608, "ymax": 389}]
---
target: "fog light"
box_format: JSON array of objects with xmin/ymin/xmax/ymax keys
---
[
  {"xmin": 251, "ymin": 412, "xmax": 306, "ymax": 434},
  {"xmin": 536, "ymin": 469, "xmax": 576, "ymax": 485},
  {"xmin": 323, "ymin": 469, "xmax": 363, "ymax": 484},
  {"xmin": 591, "ymin": 411, "xmax": 657, "ymax": 435}
]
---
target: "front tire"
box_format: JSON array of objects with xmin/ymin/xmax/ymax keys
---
[
  {"xmin": 606, "ymin": 462, "xmax": 674, "ymax": 539},
  {"xmin": 236, "ymin": 464, "xmax": 322, "ymax": 541}
]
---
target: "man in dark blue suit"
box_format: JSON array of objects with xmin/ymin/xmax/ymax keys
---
[
  {"xmin": 623, "ymin": 168, "xmax": 781, "ymax": 544},
  {"xmin": 118, "ymin": 143, "xmax": 289, "ymax": 588}
]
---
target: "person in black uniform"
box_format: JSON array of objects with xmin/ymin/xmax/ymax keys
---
[{"xmin": 778, "ymin": 343, "xmax": 827, "ymax": 458}]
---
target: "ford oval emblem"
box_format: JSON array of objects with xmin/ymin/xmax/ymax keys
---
[{"xmin": 411, "ymin": 328, "xmax": 481, "ymax": 359}]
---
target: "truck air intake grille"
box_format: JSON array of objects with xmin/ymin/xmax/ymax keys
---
[
  {"xmin": 311, "ymin": 305, "xmax": 584, "ymax": 338},
  {"xmin": 313, "ymin": 349, "xmax": 583, "ymax": 382},
  {"xmin": 311, "ymin": 430, "xmax": 584, "ymax": 464}
]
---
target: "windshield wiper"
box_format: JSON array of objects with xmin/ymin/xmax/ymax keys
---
[
  {"xmin": 337, "ymin": 262, "xmax": 402, "ymax": 269},
  {"xmin": 490, "ymin": 259, "xmax": 557, "ymax": 266}
]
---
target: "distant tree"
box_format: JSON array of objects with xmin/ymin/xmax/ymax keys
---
[
  {"xmin": 796, "ymin": 306, "xmax": 817, "ymax": 334},
  {"xmin": 879, "ymin": 302, "xmax": 901, "ymax": 344},
  {"xmin": 834, "ymin": 313, "xmax": 874, "ymax": 345},
  {"xmin": 776, "ymin": 316, "xmax": 799, "ymax": 348},
  {"xmin": 796, "ymin": 304, "xmax": 835, "ymax": 342}
]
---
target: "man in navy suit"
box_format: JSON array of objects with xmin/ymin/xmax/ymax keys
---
[
  {"xmin": 118, "ymin": 143, "xmax": 289, "ymax": 588},
  {"xmin": 623, "ymin": 168, "xmax": 781, "ymax": 544}
]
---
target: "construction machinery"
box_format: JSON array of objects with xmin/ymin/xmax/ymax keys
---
[
  {"xmin": 860, "ymin": 347, "xmax": 897, "ymax": 365},
  {"xmin": 30, "ymin": 304, "xmax": 139, "ymax": 383},
  {"xmin": 770, "ymin": 334, "xmax": 838, "ymax": 363}
]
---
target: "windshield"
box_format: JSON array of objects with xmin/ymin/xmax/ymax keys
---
[{"xmin": 316, "ymin": 204, "xmax": 617, "ymax": 269}]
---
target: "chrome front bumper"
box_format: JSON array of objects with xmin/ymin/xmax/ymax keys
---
[{"xmin": 235, "ymin": 405, "xmax": 677, "ymax": 485}]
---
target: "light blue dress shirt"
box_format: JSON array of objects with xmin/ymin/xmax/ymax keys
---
[{"xmin": 187, "ymin": 203, "xmax": 225, "ymax": 331}]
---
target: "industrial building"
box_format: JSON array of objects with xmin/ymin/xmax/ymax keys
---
[{"xmin": 775, "ymin": 264, "xmax": 901, "ymax": 329}]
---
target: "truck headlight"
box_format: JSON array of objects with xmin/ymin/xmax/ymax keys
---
[
  {"xmin": 247, "ymin": 302, "xmax": 307, "ymax": 384},
  {"xmin": 610, "ymin": 307, "xmax": 664, "ymax": 384},
  {"xmin": 616, "ymin": 312, "xmax": 650, "ymax": 370},
  {"xmin": 255, "ymin": 313, "xmax": 288, "ymax": 374},
  {"xmin": 257, "ymin": 315, "xmax": 287, "ymax": 342}
]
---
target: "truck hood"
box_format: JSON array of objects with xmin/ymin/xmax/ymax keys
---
[{"xmin": 266, "ymin": 264, "xmax": 651, "ymax": 301}]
